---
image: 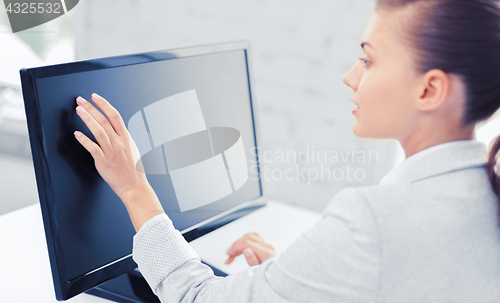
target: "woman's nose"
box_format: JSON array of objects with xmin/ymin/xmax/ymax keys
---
[{"xmin": 342, "ymin": 62, "xmax": 360, "ymax": 90}]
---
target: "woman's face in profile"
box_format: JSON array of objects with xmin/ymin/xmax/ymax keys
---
[{"xmin": 343, "ymin": 8, "xmax": 422, "ymax": 140}]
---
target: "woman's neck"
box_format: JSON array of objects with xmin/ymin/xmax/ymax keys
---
[{"xmin": 400, "ymin": 127, "xmax": 475, "ymax": 159}]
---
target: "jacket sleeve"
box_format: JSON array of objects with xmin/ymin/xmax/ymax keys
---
[{"xmin": 132, "ymin": 187, "xmax": 381, "ymax": 303}]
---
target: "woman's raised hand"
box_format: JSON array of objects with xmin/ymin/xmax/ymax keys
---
[
  {"xmin": 74, "ymin": 93, "xmax": 164, "ymax": 232},
  {"xmin": 225, "ymin": 232, "xmax": 276, "ymax": 266},
  {"xmin": 74, "ymin": 93, "xmax": 146, "ymax": 197}
]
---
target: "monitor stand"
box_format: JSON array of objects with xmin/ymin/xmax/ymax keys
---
[{"xmin": 85, "ymin": 261, "xmax": 227, "ymax": 303}]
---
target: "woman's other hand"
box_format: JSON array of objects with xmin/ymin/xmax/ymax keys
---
[
  {"xmin": 74, "ymin": 93, "xmax": 164, "ymax": 232},
  {"xmin": 225, "ymin": 232, "xmax": 276, "ymax": 266}
]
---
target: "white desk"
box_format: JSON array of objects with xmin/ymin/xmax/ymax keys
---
[{"xmin": 0, "ymin": 200, "xmax": 321, "ymax": 302}]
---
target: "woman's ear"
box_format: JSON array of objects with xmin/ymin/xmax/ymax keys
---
[{"xmin": 415, "ymin": 69, "xmax": 450, "ymax": 112}]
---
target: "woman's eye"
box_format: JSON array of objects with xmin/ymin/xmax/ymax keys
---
[{"xmin": 358, "ymin": 57, "xmax": 370, "ymax": 67}]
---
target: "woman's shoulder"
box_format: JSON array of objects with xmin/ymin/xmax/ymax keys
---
[
  {"xmin": 319, "ymin": 165, "xmax": 500, "ymax": 292},
  {"xmin": 324, "ymin": 165, "xmax": 497, "ymax": 227}
]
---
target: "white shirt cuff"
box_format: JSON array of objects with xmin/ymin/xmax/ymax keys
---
[{"xmin": 132, "ymin": 213, "xmax": 200, "ymax": 295}]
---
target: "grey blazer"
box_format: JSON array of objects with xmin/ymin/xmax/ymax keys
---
[{"xmin": 132, "ymin": 140, "xmax": 500, "ymax": 303}]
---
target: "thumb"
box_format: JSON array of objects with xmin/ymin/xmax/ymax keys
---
[{"xmin": 243, "ymin": 248, "xmax": 260, "ymax": 266}]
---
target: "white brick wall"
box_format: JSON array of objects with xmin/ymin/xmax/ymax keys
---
[{"xmin": 75, "ymin": 0, "xmax": 402, "ymax": 212}]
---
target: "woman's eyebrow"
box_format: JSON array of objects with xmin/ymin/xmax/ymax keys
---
[{"xmin": 361, "ymin": 42, "xmax": 376, "ymax": 51}]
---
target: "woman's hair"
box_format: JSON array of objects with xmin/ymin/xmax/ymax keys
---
[{"xmin": 375, "ymin": 0, "xmax": 500, "ymax": 198}]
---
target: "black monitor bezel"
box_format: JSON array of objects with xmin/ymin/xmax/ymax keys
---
[{"xmin": 20, "ymin": 40, "xmax": 265, "ymax": 301}]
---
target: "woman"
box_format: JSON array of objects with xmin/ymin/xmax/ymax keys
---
[{"xmin": 73, "ymin": 0, "xmax": 500, "ymax": 301}]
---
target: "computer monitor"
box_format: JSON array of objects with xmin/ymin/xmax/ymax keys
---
[{"xmin": 20, "ymin": 41, "xmax": 265, "ymax": 302}]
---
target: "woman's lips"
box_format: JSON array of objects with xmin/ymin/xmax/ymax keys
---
[
  {"xmin": 352, "ymin": 105, "xmax": 360, "ymax": 114},
  {"xmin": 351, "ymin": 97, "xmax": 360, "ymax": 114}
]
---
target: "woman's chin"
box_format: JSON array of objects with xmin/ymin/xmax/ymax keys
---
[
  {"xmin": 352, "ymin": 125, "xmax": 376, "ymax": 138},
  {"xmin": 352, "ymin": 124, "xmax": 366, "ymax": 137},
  {"xmin": 352, "ymin": 125, "xmax": 390, "ymax": 139}
]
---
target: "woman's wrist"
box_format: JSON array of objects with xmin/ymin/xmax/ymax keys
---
[{"xmin": 119, "ymin": 182, "xmax": 165, "ymax": 232}]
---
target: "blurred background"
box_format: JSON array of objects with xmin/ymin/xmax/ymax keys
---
[{"xmin": 1, "ymin": 0, "xmax": 499, "ymax": 216}]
